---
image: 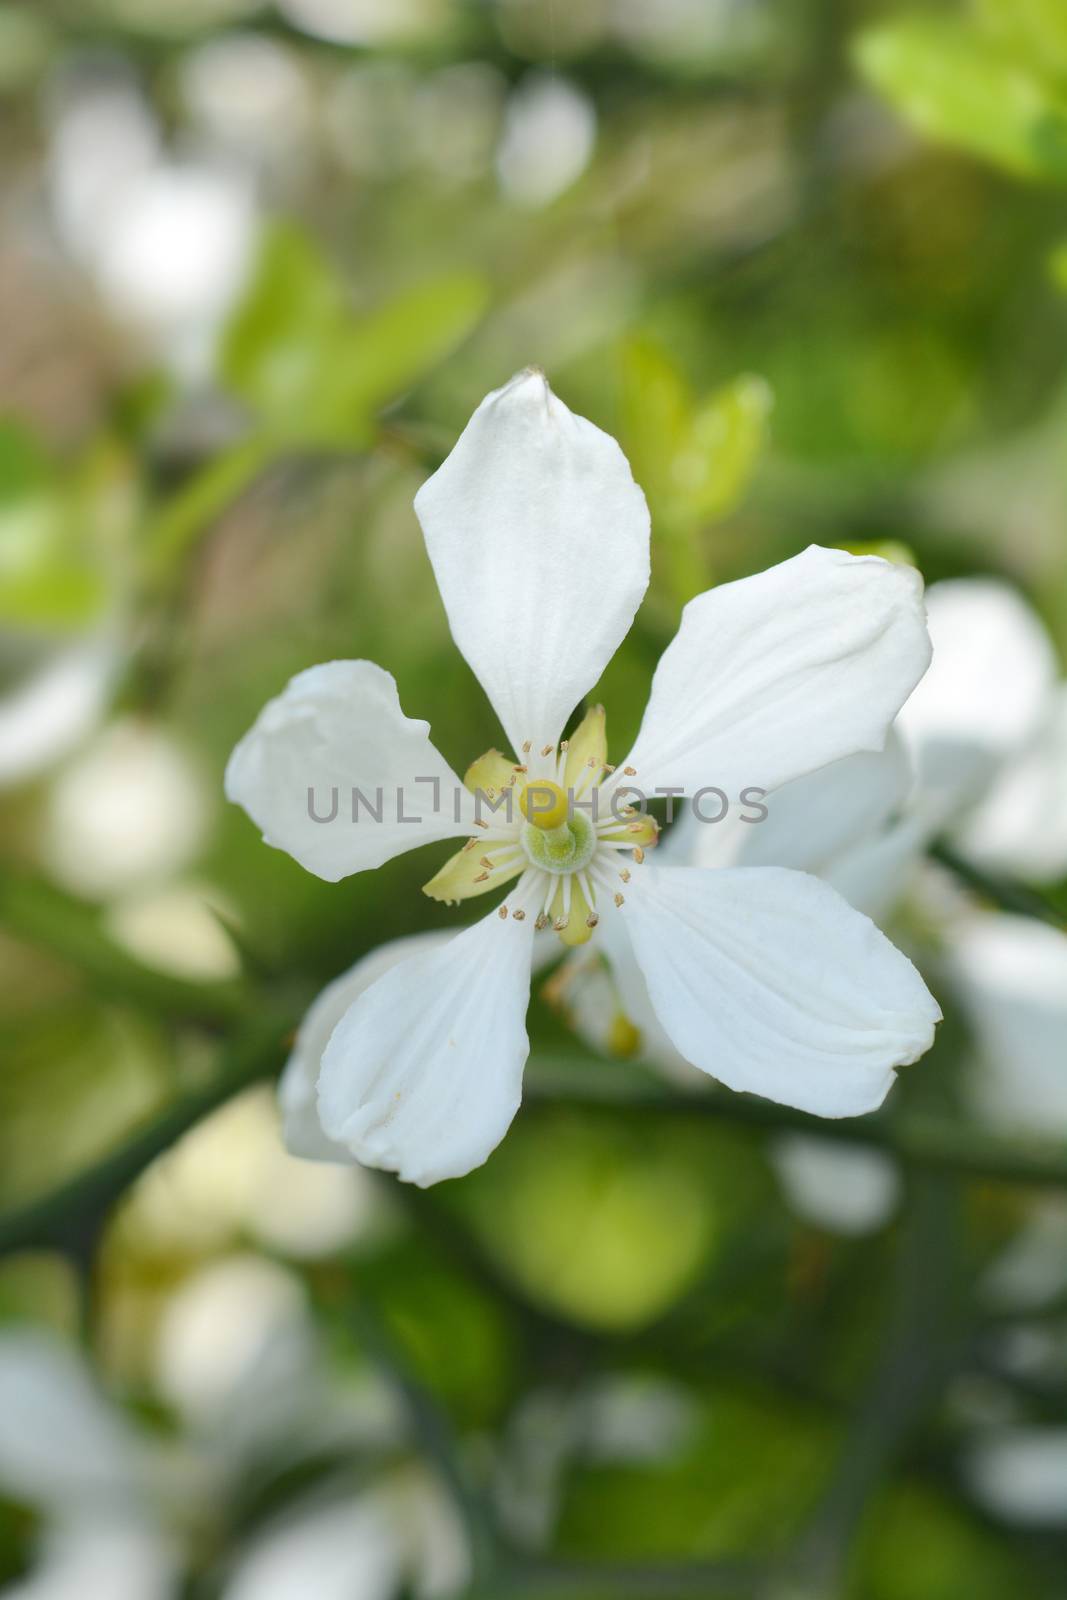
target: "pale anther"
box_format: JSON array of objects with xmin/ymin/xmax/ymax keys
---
[
  {"xmin": 620, "ymin": 868, "xmax": 631, "ymax": 882},
  {"xmin": 586, "ymin": 913, "xmax": 599, "ymax": 928},
  {"xmin": 541, "ymin": 744, "xmax": 554, "ymax": 756},
  {"xmin": 521, "ymin": 740, "xmax": 531, "ymax": 753},
  {"xmin": 499, "ymin": 905, "xmax": 508, "ymax": 919},
  {"xmin": 474, "ymin": 870, "xmax": 489, "ymax": 882},
  {"xmin": 633, "ymin": 846, "xmax": 645, "ymax": 863},
  {"xmin": 623, "ymin": 765, "xmax": 636, "ymax": 776},
  {"xmin": 513, "ymin": 909, "xmax": 526, "ymax": 921},
  {"xmin": 614, "ymin": 892, "xmax": 624, "ymax": 907}
]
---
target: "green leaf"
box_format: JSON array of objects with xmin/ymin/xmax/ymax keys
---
[
  {"xmin": 976, "ymin": 0, "xmax": 1067, "ymax": 86},
  {"xmin": 0, "ymin": 427, "xmax": 113, "ymax": 631},
  {"xmin": 621, "ymin": 340, "xmax": 771, "ymax": 530},
  {"xmin": 855, "ymin": 16, "xmax": 1067, "ymax": 181},
  {"xmin": 219, "ymin": 221, "xmax": 488, "ymax": 445}
]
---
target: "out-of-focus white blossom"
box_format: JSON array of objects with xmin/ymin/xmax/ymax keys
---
[
  {"xmin": 496, "ymin": 74, "xmax": 596, "ymax": 206},
  {"xmin": 0, "ymin": 635, "xmax": 117, "ymax": 788},
  {"xmin": 43, "ymin": 718, "xmax": 209, "ymax": 898},
  {"xmin": 964, "ymin": 1429, "xmax": 1067, "ymax": 1526},
  {"xmin": 770, "ymin": 1135, "xmax": 901, "ymax": 1237}
]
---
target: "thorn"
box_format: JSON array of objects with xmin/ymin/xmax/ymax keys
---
[
  {"xmin": 586, "ymin": 912, "xmax": 599, "ymax": 928},
  {"xmin": 623, "ymin": 766, "xmax": 636, "ymax": 776},
  {"xmin": 633, "ymin": 846, "xmax": 645, "ymax": 864},
  {"xmin": 474, "ymin": 870, "xmax": 490, "ymax": 882},
  {"xmin": 541, "ymin": 744, "xmax": 554, "ymax": 756},
  {"xmin": 513, "ymin": 908, "xmax": 526, "ymax": 921},
  {"xmin": 620, "ymin": 868, "xmax": 631, "ymax": 882},
  {"xmin": 614, "ymin": 892, "xmax": 625, "ymax": 908},
  {"xmin": 499, "ymin": 905, "xmax": 509, "ymax": 919}
]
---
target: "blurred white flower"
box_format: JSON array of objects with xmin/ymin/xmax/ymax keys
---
[
  {"xmin": 43, "ymin": 718, "xmax": 209, "ymax": 898},
  {"xmin": 179, "ymin": 34, "xmax": 310, "ymax": 167},
  {"xmin": 2, "ymin": 1517, "xmax": 177, "ymax": 1600},
  {"xmin": 46, "ymin": 68, "xmax": 256, "ymax": 378},
  {"xmin": 132, "ymin": 1086, "xmax": 377, "ymax": 1257},
  {"xmin": 0, "ymin": 635, "xmax": 117, "ymax": 788},
  {"xmin": 226, "ymin": 371, "xmax": 937, "ymax": 1185},
  {"xmin": 0, "ymin": 1333, "xmax": 146, "ymax": 1511},
  {"xmin": 155, "ymin": 1255, "xmax": 315, "ymax": 1430},
  {"xmin": 496, "ymin": 74, "xmax": 596, "ymax": 207},
  {"xmin": 964, "ymin": 1429, "xmax": 1067, "ymax": 1526},
  {"xmin": 223, "ymin": 1467, "xmax": 468, "ymax": 1600},
  {"xmin": 278, "ymin": 0, "xmax": 444, "ymax": 47},
  {"xmin": 947, "ymin": 915, "xmax": 1067, "ymax": 1136},
  {"xmin": 105, "ymin": 882, "xmax": 240, "ymax": 981},
  {"xmin": 770, "ymin": 1135, "xmax": 901, "ymax": 1237}
]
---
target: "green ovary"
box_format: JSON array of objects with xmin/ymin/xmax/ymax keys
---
[{"xmin": 521, "ymin": 811, "xmax": 597, "ymax": 875}]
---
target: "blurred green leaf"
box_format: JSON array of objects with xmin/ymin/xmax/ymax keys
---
[
  {"xmin": 220, "ymin": 221, "xmax": 489, "ymax": 446},
  {"xmin": 0, "ymin": 427, "xmax": 115, "ymax": 631},
  {"xmin": 558, "ymin": 1383, "xmax": 835, "ymax": 1558},
  {"xmin": 846, "ymin": 1482, "xmax": 1039, "ymax": 1599},
  {"xmin": 449, "ymin": 1107, "xmax": 772, "ymax": 1331},
  {"xmin": 621, "ymin": 340, "xmax": 771, "ymax": 530},
  {"xmin": 976, "ymin": 0, "xmax": 1067, "ymax": 85},
  {"xmin": 855, "ymin": 16, "xmax": 1067, "ymax": 181}
]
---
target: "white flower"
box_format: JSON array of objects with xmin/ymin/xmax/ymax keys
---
[
  {"xmin": 652, "ymin": 576, "xmax": 1067, "ymax": 1159},
  {"xmin": 226, "ymin": 370, "xmax": 940, "ymax": 1187}
]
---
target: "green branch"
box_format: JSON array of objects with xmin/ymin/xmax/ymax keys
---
[
  {"xmin": 0, "ymin": 868, "xmax": 249, "ymax": 1024},
  {"xmin": 525, "ymin": 1061, "xmax": 1067, "ymax": 1190},
  {"xmin": 931, "ymin": 841, "xmax": 1066, "ymax": 930}
]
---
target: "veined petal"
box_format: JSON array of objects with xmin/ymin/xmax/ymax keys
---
[
  {"xmin": 318, "ymin": 908, "xmax": 536, "ymax": 1185},
  {"xmin": 414, "ymin": 371, "xmax": 651, "ymax": 753},
  {"xmin": 278, "ymin": 933, "xmax": 451, "ymax": 1163},
  {"xmin": 225, "ymin": 661, "xmax": 472, "ymax": 882},
  {"xmin": 619, "ymin": 864, "xmax": 941, "ymax": 1117},
  {"xmin": 897, "ymin": 579, "xmax": 1057, "ymax": 825},
  {"xmin": 621, "ymin": 547, "xmax": 931, "ymax": 798}
]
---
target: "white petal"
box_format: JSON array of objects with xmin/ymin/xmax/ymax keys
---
[
  {"xmin": 225, "ymin": 661, "xmax": 472, "ymax": 882},
  {"xmin": 965, "ymin": 1430, "xmax": 1067, "ymax": 1527},
  {"xmin": 947, "ymin": 913, "xmax": 1067, "ymax": 1136},
  {"xmin": 771, "ymin": 1134, "xmax": 900, "ymax": 1236},
  {"xmin": 619, "ymin": 864, "xmax": 941, "ymax": 1117},
  {"xmin": 897, "ymin": 578, "xmax": 1057, "ymax": 825},
  {"xmin": 959, "ymin": 684, "xmax": 1067, "ymax": 881},
  {"xmin": 414, "ymin": 370, "xmax": 650, "ymax": 752},
  {"xmin": 621, "ymin": 546, "xmax": 931, "ymax": 797},
  {"xmin": 318, "ymin": 907, "xmax": 536, "ymax": 1185},
  {"xmin": 672, "ymin": 733, "xmax": 913, "ymax": 876},
  {"xmin": 0, "ymin": 634, "xmax": 117, "ymax": 788},
  {"xmin": 821, "ymin": 815, "xmax": 927, "ymax": 925},
  {"xmin": 0, "ymin": 1333, "xmax": 143, "ymax": 1510},
  {"xmin": 223, "ymin": 1494, "xmax": 404, "ymax": 1600},
  {"xmin": 278, "ymin": 933, "xmax": 451, "ymax": 1163}
]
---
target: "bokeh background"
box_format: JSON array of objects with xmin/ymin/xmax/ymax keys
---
[{"xmin": 1, "ymin": 1, "xmax": 1066, "ymax": 1596}]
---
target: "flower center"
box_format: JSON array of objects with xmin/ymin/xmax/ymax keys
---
[{"xmin": 520, "ymin": 810, "xmax": 597, "ymax": 875}]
